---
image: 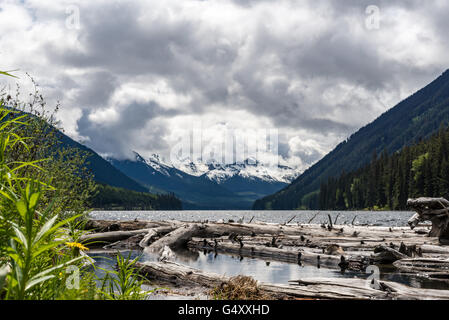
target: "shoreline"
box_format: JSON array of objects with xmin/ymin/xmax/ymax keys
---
[{"xmin": 83, "ymin": 218, "xmax": 449, "ymax": 300}]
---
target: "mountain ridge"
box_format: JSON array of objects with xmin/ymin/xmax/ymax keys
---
[
  {"xmin": 108, "ymin": 152, "xmax": 297, "ymax": 209},
  {"xmin": 253, "ymin": 69, "xmax": 449, "ymax": 210},
  {"xmin": 50, "ymin": 124, "xmax": 150, "ymax": 193}
]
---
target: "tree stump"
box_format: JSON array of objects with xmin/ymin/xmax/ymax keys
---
[{"xmin": 407, "ymin": 197, "xmax": 449, "ymax": 243}]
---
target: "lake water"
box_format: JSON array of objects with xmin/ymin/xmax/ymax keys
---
[
  {"xmin": 89, "ymin": 248, "xmax": 449, "ymax": 292},
  {"xmin": 90, "ymin": 210, "xmax": 415, "ymax": 227}
]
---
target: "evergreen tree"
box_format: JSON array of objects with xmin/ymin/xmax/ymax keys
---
[{"xmin": 318, "ymin": 126, "xmax": 449, "ymax": 210}]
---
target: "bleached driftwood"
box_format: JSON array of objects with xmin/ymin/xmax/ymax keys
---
[
  {"xmin": 289, "ymin": 277, "xmax": 449, "ymax": 300},
  {"xmin": 139, "ymin": 226, "xmax": 178, "ymax": 248},
  {"xmin": 146, "ymin": 224, "xmax": 201, "ymax": 252},
  {"xmin": 371, "ymin": 245, "xmax": 409, "ymax": 264},
  {"xmin": 84, "ymin": 219, "xmax": 171, "ymax": 232},
  {"xmin": 393, "ymin": 258, "xmax": 449, "ymax": 273},
  {"xmin": 407, "ymin": 197, "xmax": 449, "ymax": 242},
  {"xmin": 80, "ymin": 229, "xmax": 151, "ymax": 247},
  {"xmin": 136, "ymin": 260, "xmax": 449, "ymax": 300},
  {"xmin": 86, "ymin": 219, "xmax": 441, "ymax": 263},
  {"xmin": 84, "ymin": 218, "xmax": 449, "ymax": 299}
]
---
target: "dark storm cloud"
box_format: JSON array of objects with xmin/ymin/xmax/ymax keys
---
[
  {"xmin": 77, "ymin": 100, "xmax": 178, "ymax": 159},
  {"xmin": 66, "ymin": 0, "xmax": 448, "ymax": 161},
  {"xmin": 74, "ymin": 71, "xmax": 118, "ymax": 108},
  {"xmin": 5, "ymin": 0, "xmax": 449, "ymax": 167}
]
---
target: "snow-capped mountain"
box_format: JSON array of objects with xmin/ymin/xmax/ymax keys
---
[
  {"xmin": 174, "ymin": 158, "xmax": 299, "ymax": 184},
  {"xmin": 201, "ymin": 160, "xmax": 299, "ymax": 184},
  {"xmin": 135, "ymin": 153, "xmax": 173, "ymax": 177},
  {"xmin": 174, "ymin": 159, "xmax": 210, "ymax": 177},
  {"xmin": 108, "ymin": 151, "xmax": 300, "ymax": 209}
]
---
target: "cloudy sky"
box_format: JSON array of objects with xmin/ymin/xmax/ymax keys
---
[{"xmin": 1, "ymin": 0, "xmax": 449, "ymax": 171}]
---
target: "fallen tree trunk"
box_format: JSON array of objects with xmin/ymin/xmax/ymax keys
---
[
  {"xmin": 103, "ymin": 233, "xmax": 146, "ymax": 250},
  {"xmin": 198, "ymin": 222, "xmax": 303, "ymax": 237},
  {"xmin": 136, "ymin": 260, "xmax": 449, "ymax": 300},
  {"xmin": 80, "ymin": 229, "xmax": 151, "ymax": 247},
  {"xmin": 139, "ymin": 226, "xmax": 179, "ymax": 248},
  {"xmin": 371, "ymin": 245, "xmax": 409, "ymax": 264},
  {"xmin": 136, "ymin": 260, "xmax": 381, "ymax": 299},
  {"xmin": 289, "ymin": 277, "xmax": 449, "ymax": 300},
  {"xmin": 393, "ymin": 258, "xmax": 449, "ymax": 273},
  {"xmin": 84, "ymin": 219, "xmax": 171, "ymax": 232},
  {"xmin": 407, "ymin": 197, "xmax": 449, "ymax": 242},
  {"xmin": 420, "ymin": 244, "xmax": 449, "ymax": 254},
  {"xmin": 147, "ymin": 224, "xmax": 201, "ymax": 252},
  {"xmin": 137, "ymin": 260, "xmax": 228, "ymax": 288}
]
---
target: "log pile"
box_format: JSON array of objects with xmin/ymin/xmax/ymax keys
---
[
  {"xmin": 136, "ymin": 260, "xmax": 449, "ymax": 300},
  {"xmin": 83, "ymin": 215, "xmax": 449, "ymax": 299}
]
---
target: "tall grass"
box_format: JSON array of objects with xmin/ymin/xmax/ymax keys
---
[
  {"xmin": 0, "ymin": 71, "xmax": 146, "ymax": 300},
  {"xmin": 97, "ymin": 252, "xmax": 149, "ymax": 300}
]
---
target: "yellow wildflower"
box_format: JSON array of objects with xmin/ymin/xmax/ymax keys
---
[{"xmin": 65, "ymin": 242, "xmax": 89, "ymax": 251}]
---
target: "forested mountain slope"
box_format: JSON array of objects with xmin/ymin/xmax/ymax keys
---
[
  {"xmin": 319, "ymin": 126, "xmax": 449, "ymax": 210},
  {"xmin": 254, "ymin": 70, "xmax": 449, "ymax": 210}
]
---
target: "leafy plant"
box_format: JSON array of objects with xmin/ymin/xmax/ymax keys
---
[
  {"xmin": 97, "ymin": 252, "xmax": 149, "ymax": 300},
  {"xmin": 0, "ymin": 71, "xmax": 154, "ymax": 300},
  {"xmin": 0, "ymin": 71, "xmax": 94, "ymax": 300},
  {"xmin": 3, "ymin": 183, "xmax": 86, "ymax": 299}
]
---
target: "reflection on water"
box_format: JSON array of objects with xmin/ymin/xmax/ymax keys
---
[
  {"xmin": 88, "ymin": 249, "xmax": 449, "ymax": 290},
  {"xmin": 89, "ymin": 249, "xmax": 360, "ymax": 286},
  {"xmin": 157, "ymin": 249, "xmax": 362, "ymax": 284},
  {"xmin": 90, "ymin": 210, "xmax": 414, "ymax": 227}
]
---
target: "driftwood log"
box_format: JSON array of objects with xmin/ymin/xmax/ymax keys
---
[
  {"xmin": 80, "ymin": 221, "xmax": 181, "ymax": 248},
  {"xmin": 146, "ymin": 224, "xmax": 201, "ymax": 252},
  {"xmin": 393, "ymin": 258, "xmax": 449, "ymax": 273},
  {"xmin": 139, "ymin": 226, "xmax": 178, "ymax": 248},
  {"xmin": 87, "ymin": 219, "xmax": 441, "ymax": 261},
  {"xmin": 288, "ymin": 277, "xmax": 449, "ymax": 300},
  {"xmin": 371, "ymin": 245, "xmax": 409, "ymax": 264},
  {"xmin": 83, "ymin": 218, "xmax": 449, "ymax": 299},
  {"xmin": 407, "ymin": 197, "xmax": 449, "ymax": 242},
  {"xmin": 136, "ymin": 260, "xmax": 449, "ymax": 300},
  {"xmin": 80, "ymin": 229, "xmax": 151, "ymax": 247}
]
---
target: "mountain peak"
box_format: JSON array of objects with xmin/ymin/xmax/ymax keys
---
[
  {"xmin": 132, "ymin": 151, "xmax": 146, "ymax": 163},
  {"xmin": 126, "ymin": 152, "xmax": 300, "ymax": 184},
  {"xmin": 202, "ymin": 160, "xmax": 299, "ymax": 184},
  {"xmin": 254, "ymin": 69, "xmax": 449, "ymax": 210}
]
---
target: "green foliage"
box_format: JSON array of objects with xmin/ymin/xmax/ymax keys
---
[
  {"xmin": 0, "ymin": 72, "xmax": 148, "ymax": 300},
  {"xmin": 0, "ymin": 71, "xmax": 18, "ymax": 78},
  {"xmin": 318, "ymin": 125, "xmax": 449, "ymax": 210},
  {"xmin": 97, "ymin": 252, "xmax": 150, "ymax": 300},
  {"xmin": 3, "ymin": 184, "xmax": 86, "ymax": 299},
  {"xmin": 0, "ymin": 72, "xmax": 93, "ymax": 299},
  {"xmin": 2, "ymin": 76, "xmax": 97, "ymax": 220},
  {"xmin": 299, "ymin": 191, "xmax": 320, "ymax": 210}
]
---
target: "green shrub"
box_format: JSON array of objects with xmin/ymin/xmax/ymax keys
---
[
  {"xmin": 97, "ymin": 252, "xmax": 150, "ymax": 300},
  {"xmin": 0, "ymin": 71, "xmax": 148, "ymax": 300}
]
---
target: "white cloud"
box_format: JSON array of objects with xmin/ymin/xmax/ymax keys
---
[{"xmin": 1, "ymin": 0, "xmax": 448, "ymax": 171}]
